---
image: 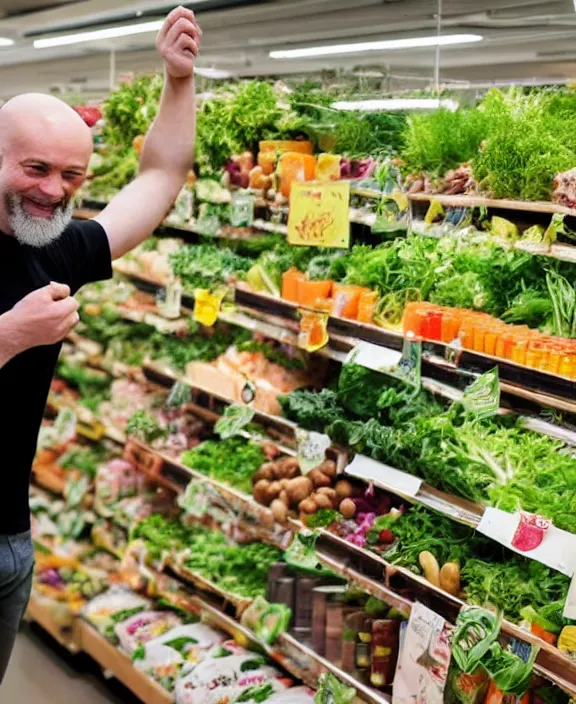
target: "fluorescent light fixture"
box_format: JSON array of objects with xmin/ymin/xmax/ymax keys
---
[
  {"xmin": 270, "ymin": 33, "xmax": 483, "ymax": 60},
  {"xmin": 34, "ymin": 20, "xmax": 163, "ymax": 49},
  {"xmin": 332, "ymin": 98, "xmax": 459, "ymax": 112},
  {"xmin": 195, "ymin": 67, "xmax": 233, "ymax": 79},
  {"xmin": 0, "ymin": 38, "xmax": 14, "ymax": 47}
]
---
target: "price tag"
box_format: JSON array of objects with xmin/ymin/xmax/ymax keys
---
[
  {"xmin": 193, "ymin": 288, "xmax": 226, "ymax": 327},
  {"xmin": 298, "ymin": 309, "xmax": 329, "ymax": 352},
  {"xmin": 345, "ymin": 454, "xmax": 422, "ymax": 498},
  {"xmin": 230, "ymin": 192, "xmax": 255, "ymax": 227},
  {"xmin": 424, "ymin": 198, "xmax": 445, "ymax": 225},
  {"xmin": 372, "ymin": 190, "xmax": 411, "ymax": 234},
  {"xmin": 296, "ymin": 428, "xmax": 331, "ymax": 474},
  {"xmin": 563, "ymin": 573, "xmax": 576, "ymax": 620},
  {"xmin": 460, "ymin": 368, "xmax": 500, "ymax": 418},
  {"xmin": 288, "ymin": 181, "xmax": 350, "ymax": 248},
  {"xmin": 215, "ymin": 404, "xmax": 255, "ymax": 439},
  {"xmin": 393, "ymin": 603, "xmax": 451, "ymax": 704},
  {"xmin": 345, "ymin": 338, "xmax": 421, "ymax": 389},
  {"xmin": 477, "ymin": 507, "xmax": 576, "ymax": 576},
  {"xmin": 156, "ymin": 278, "xmax": 182, "ymax": 320}
]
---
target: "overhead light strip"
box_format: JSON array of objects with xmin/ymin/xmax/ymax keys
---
[
  {"xmin": 269, "ymin": 33, "xmax": 483, "ymax": 60},
  {"xmin": 33, "ymin": 20, "xmax": 163, "ymax": 49}
]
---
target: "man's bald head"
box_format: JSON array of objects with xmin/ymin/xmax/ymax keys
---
[
  {"xmin": 0, "ymin": 93, "xmax": 94, "ymax": 246},
  {"xmin": 0, "ymin": 92, "xmax": 93, "ymax": 157}
]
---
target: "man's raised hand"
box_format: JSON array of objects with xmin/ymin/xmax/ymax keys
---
[{"xmin": 156, "ymin": 6, "xmax": 201, "ymax": 79}]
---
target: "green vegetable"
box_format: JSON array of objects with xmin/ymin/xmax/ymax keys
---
[
  {"xmin": 170, "ymin": 243, "xmax": 253, "ymax": 291},
  {"xmin": 126, "ymin": 411, "xmax": 167, "ymax": 445},
  {"xmin": 451, "ymin": 606, "xmax": 502, "ymax": 674},
  {"xmin": 181, "ymin": 437, "xmax": 265, "ymax": 494},
  {"xmin": 314, "ymin": 672, "xmax": 357, "ymax": 704},
  {"xmin": 481, "ymin": 643, "xmax": 538, "ymax": 696}
]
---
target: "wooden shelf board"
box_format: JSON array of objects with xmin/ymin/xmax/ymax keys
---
[
  {"xmin": 408, "ymin": 192, "xmax": 576, "ymax": 217},
  {"xmin": 26, "ymin": 593, "xmax": 81, "ymax": 653}
]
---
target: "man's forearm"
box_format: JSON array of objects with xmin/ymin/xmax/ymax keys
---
[
  {"xmin": 140, "ymin": 73, "xmax": 196, "ymax": 182},
  {"xmin": 0, "ymin": 312, "xmax": 22, "ymax": 369}
]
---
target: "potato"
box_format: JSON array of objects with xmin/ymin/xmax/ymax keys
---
[
  {"xmin": 308, "ymin": 468, "xmax": 332, "ymax": 489},
  {"xmin": 335, "ymin": 480, "xmax": 353, "ymax": 499},
  {"xmin": 317, "ymin": 460, "xmax": 336, "ymax": 478},
  {"xmin": 275, "ymin": 456, "xmax": 300, "ymax": 479},
  {"xmin": 280, "ymin": 479, "xmax": 291, "ymax": 490},
  {"xmin": 314, "ymin": 493, "xmax": 332, "ymax": 510},
  {"xmin": 267, "ymin": 481, "xmax": 283, "ymax": 502},
  {"xmin": 252, "ymin": 463, "xmax": 276, "ymax": 485},
  {"xmin": 279, "ymin": 489, "xmax": 290, "ymax": 507},
  {"xmin": 271, "ymin": 499, "xmax": 288, "ymax": 524},
  {"xmin": 439, "ymin": 562, "xmax": 460, "ymax": 596},
  {"xmin": 419, "ymin": 551, "xmax": 440, "ymax": 587},
  {"xmin": 285, "ymin": 476, "xmax": 313, "ymax": 506},
  {"xmin": 253, "ymin": 479, "xmax": 272, "ymax": 505},
  {"xmin": 339, "ymin": 498, "xmax": 356, "ymax": 519},
  {"xmin": 299, "ymin": 497, "xmax": 317, "ymax": 514},
  {"xmin": 317, "ymin": 487, "xmax": 337, "ymax": 503}
]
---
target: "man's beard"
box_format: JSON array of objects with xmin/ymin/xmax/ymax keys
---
[{"xmin": 6, "ymin": 192, "xmax": 73, "ymax": 248}]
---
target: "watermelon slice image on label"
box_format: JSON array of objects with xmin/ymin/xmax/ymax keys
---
[{"xmin": 511, "ymin": 513, "xmax": 551, "ymax": 552}]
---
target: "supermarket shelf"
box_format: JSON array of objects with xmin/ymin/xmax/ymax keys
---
[
  {"xmin": 77, "ymin": 620, "xmax": 172, "ymax": 704},
  {"xmin": 408, "ymin": 192, "xmax": 576, "ymax": 217},
  {"xmin": 235, "ymin": 287, "xmax": 576, "ymax": 411},
  {"xmin": 315, "ymin": 531, "xmax": 576, "ymax": 697},
  {"xmin": 26, "ymin": 593, "xmax": 81, "ymax": 653},
  {"xmin": 154, "ymin": 569, "xmax": 391, "ymax": 703},
  {"xmin": 112, "ymin": 264, "xmax": 576, "ymax": 411},
  {"xmin": 141, "ymin": 359, "xmax": 300, "ymax": 442}
]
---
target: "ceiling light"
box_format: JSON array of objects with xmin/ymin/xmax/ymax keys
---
[
  {"xmin": 195, "ymin": 67, "xmax": 233, "ymax": 79},
  {"xmin": 332, "ymin": 98, "xmax": 459, "ymax": 112},
  {"xmin": 0, "ymin": 38, "xmax": 14, "ymax": 47},
  {"xmin": 270, "ymin": 34, "xmax": 483, "ymax": 60},
  {"xmin": 33, "ymin": 20, "xmax": 163, "ymax": 49}
]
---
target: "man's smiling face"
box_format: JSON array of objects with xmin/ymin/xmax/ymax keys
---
[{"xmin": 0, "ymin": 93, "xmax": 93, "ymax": 247}]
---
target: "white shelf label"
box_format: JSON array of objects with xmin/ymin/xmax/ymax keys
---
[
  {"xmin": 345, "ymin": 454, "xmax": 422, "ymax": 498},
  {"xmin": 563, "ymin": 573, "xmax": 576, "ymax": 620},
  {"xmin": 477, "ymin": 507, "xmax": 576, "ymax": 577},
  {"xmin": 345, "ymin": 340, "xmax": 402, "ymax": 374}
]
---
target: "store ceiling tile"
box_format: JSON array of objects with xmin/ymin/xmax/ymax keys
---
[{"xmin": 0, "ymin": 0, "xmax": 574, "ymax": 97}]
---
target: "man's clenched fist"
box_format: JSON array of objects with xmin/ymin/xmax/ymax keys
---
[
  {"xmin": 156, "ymin": 6, "xmax": 201, "ymax": 79},
  {"xmin": 10, "ymin": 282, "xmax": 79, "ymax": 348}
]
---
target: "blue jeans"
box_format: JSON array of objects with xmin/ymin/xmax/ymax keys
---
[{"xmin": 0, "ymin": 531, "xmax": 33, "ymax": 683}]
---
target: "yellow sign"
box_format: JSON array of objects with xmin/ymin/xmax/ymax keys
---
[
  {"xmin": 193, "ymin": 288, "xmax": 226, "ymax": 327},
  {"xmin": 298, "ymin": 309, "xmax": 329, "ymax": 352},
  {"xmin": 288, "ymin": 181, "xmax": 350, "ymax": 248}
]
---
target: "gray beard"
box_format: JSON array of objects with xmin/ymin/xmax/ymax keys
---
[{"xmin": 7, "ymin": 193, "xmax": 73, "ymax": 248}]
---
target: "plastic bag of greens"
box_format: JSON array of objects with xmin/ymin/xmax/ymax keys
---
[
  {"xmin": 240, "ymin": 596, "xmax": 292, "ymax": 644},
  {"xmin": 133, "ymin": 622, "xmax": 226, "ymax": 690},
  {"xmin": 314, "ymin": 673, "xmax": 356, "ymax": 704}
]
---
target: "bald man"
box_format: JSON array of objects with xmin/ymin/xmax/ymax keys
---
[{"xmin": 0, "ymin": 6, "xmax": 200, "ymax": 678}]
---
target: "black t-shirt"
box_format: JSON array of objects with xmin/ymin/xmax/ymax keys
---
[{"xmin": 0, "ymin": 219, "xmax": 112, "ymax": 535}]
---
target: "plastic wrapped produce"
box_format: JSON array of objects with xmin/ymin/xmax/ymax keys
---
[
  {"xmin": 134, "ymin": 623, "xmax": 226, "ymax": 690},
  {"xmin": 175, "ymin": 641, "xmax": 287, "ymax": 704},
  {"xmin": 264, "ymin": 687, "xmax": 316, "ymax": 703},
  {"xmin": 94, "ymin": 458, "xmax": 145, "ymax": 517},
  {"xmin": 115, "ymin": 610, "xmax": 183, "ymax": 655},
  {"xmin": 83, "ymin": 586, "xmax": 151, "ymax": 640}
]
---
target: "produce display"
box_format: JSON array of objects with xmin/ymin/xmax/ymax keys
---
[{"xmin": 27, "ymin": 73, "xmax": 576, "ymax": 704}]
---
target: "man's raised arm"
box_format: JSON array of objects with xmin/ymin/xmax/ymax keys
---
[{"xmin": 95, "ymin": 6, "xmax": 200, "ymax": 260}]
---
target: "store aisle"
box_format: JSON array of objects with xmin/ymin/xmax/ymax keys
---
[{"xmin": 1, "ymin": 624, "xmax": 141, "ymax": 704}]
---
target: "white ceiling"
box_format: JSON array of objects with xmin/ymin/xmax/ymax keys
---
[{"xmin": 0, "ymin": 0, "xmax": 575, "ymax": 99}]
